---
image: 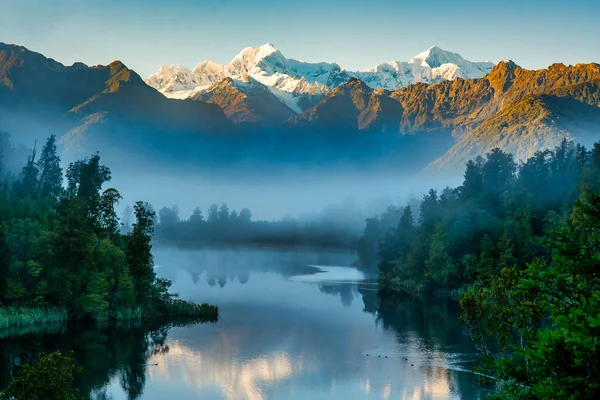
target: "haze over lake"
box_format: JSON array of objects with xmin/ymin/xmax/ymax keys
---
[{"xmin": 0, "ymin": 247, "xmax": 482, "ymax": 399}]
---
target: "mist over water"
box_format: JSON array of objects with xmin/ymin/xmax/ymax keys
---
[
  {"xmin": 108, "ymin": 248, "xmax": 483, "ymax": 400},
  {"xmin": 110, "ymin": 164, "xmax": 460, "ymax": 222},
  {"xmin": 4, "ymin": 124, "xmax": 462, "ymax": 223}
]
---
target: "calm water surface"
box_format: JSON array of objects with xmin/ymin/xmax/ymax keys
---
[{"xmin": 0, "ymin": 248, "xmax": 482, "ymax": 399}]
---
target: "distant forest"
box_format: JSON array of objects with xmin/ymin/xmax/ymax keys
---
[{"xmin": 130, "ymin": 203, "xmax": 361, "ymax": 250}]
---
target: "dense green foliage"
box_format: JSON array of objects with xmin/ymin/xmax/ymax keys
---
[
  {"xmin": 151, "ymin": 203, "xmax": 359, "ymax": 250},
  {"xmin": 0, "ymin": 351, "xmax": 80, "ymax": 400},
  {"xmin": 361, "ymin": 140, "xmax": 588, "ymax": 295},
  {"xmin": 361, "ymin": 139, "xmax": 600, "ymax": 398},
  {"xmin": 460, "ymin": 192, "xmax": 600, "ymax": 398},
  {"xmin": 0, "ymin": 306, "xmax": 67, "ymax": 330},
  {"xmin": 0, "ymin": 319, "xmax": 190, "ymax": 400},
  {"xmin": 0, "ymin": 133, "xmax": 217, "ymax": 324}
]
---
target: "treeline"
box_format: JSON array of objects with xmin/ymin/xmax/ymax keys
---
[
  {"xmin": 0, "ymin": 131, "xmax": 217, "ymax": 326},
  {"xmin": 145, "ymin": 203, "xmax": 360, "ymax": 250},
  {"xmin": 359, "ymin": 140, "xmax": 588, "ymax": 294},
  {"xmin": 360, "ymin": 139, "xmax": 600, "ymax": 398}
]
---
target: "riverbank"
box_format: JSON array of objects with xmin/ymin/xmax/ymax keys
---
[{"xmin": 0, "ymin": 300, "xmax": 218, "ymax": 339}]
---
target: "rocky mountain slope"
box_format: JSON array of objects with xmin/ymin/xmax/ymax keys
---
[
  {"xmin": 192, "ymin": 76, "xmax": 296, "ymax": 126},
  {"xmin": 0, "ymin": 42, "xmax": 232, "ymax": 157},
  {"xmin": 2, "ymin": 41, "xmax": 600, "ymax": 175},
  {"xmin": 286, "ymin": 59, "xmax": 600, "ymax": 171},
  {"xmin": 145, "ymin": 44, "xmax": 494, "ymax": 125}
]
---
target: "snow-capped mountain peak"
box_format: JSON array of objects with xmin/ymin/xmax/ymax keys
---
[
  {"xmin": 233, "ymin": 43, "xmax": 280, "ymax": 61},
  {"xmin": 410, "ymin": 46, "xmax": 465, "ymax": 68},
  {"xmin": 193, "ymin": 60, "xmax": 222, "ymax": 75},
  {"xmin": 145, "ymin": 44, "xmax": 496, "ymax": 114},
  {"xmin": 353, "ymin": 46, "xmax": 495, "ymax": 90}
]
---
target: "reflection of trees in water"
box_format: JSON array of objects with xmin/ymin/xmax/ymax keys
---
[
  {"xmin": 318, "ymin": 283, "xmax": 355, "ymax": 308},
  {"xmin": 315, "ymin": 281, "xmax": 380, "ymax": 312},
  {"xmin": 0, "ymin": 321, "xmax": 190, "ymax": 400},
  {"xmin": 317, "ymin": 281, "xmax": 473, "ymax": 353},
  {"xmin": 358, "ymin": 285, "xmax": 379, "ymax": 315},
  {"xmin": 160, "ymin": 247, "xmax": 356, "ymax": 288},
  {"xmin": 375, "ymin": 295, "xmax": 474, "ymax": 351},
  {"xmin": 237, "ymin": 270, "xmax": 250, "ymax": 284},
  {"xmin": 190, "ymin": 269, "xmax": 252, "ymax": 288}
]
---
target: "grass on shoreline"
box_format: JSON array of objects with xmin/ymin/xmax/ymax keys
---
[
  {"xmin": 162, "ymin": 299, "xmax": 219, "ymax": 322},
  {"xmin": 0, "ymin": 306, "xmax": 68, "ymax": 330},
  {"xmin": 0, "ymin": 300, "xmax": 219, "ymax": 338}
]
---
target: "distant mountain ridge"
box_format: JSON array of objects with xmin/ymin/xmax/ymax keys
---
[
  {"xmin": 1, "ymin": 41, "xmax": 599, "ymax": 176},
  {"xmin": 0, "ymin": 42, "xmax": 232, "ymax": 158},
  {"xmin": 286, "ymin": 59, "xmax": 600, "ymax": 172},
  {"xmin": 145, "ymin": 44, "xmax": 495, "ymax": 124}
]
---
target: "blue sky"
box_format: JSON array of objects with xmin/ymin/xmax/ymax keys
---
[{"xmin": 1, "ymin": 0, "xmax": 598, "ymax": 77}]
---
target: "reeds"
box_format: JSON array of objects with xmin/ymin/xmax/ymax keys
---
[
  {"xmin": 0, "ymin": 306, "xmax": 68, "ymax": 330},
  {"xmin": 94, "ymin": 306, "xmax": 144, "ymax": 327},
  {"xmin": 163, "ymin": 299, "xmax": 219, "ymax": 322},
  {"xmin": 115, "ymin": 306, "xmax": 143, "ymax": 321},
  {"xmin": 0, "ymin": 322, "xmax": 66, "ymax": 340}
]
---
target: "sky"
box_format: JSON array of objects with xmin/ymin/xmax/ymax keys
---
[{"xmin": 0, "ymin": 0, "xmax": 599, "ymax": 77}]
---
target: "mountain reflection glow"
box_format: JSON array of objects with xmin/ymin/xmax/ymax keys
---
[{"xmin": 103, "ymin": 247, "xmax": 480, "ymax": 400}]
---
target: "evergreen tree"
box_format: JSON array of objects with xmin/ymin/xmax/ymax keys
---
[
  {"xmin": 13, "ymin": 147, "xmax": 39, "ymax": 198},
  {"xmin": 238, "ymin": 208, "xmax": 252, "ymax": 223},
  {"xmin": 207, "ymin": 204, "xmax": 219, "ymax": 223},
  {"xmin": 218, "ymin": 203, "xmax": 229, "ymax": 222},
  {"xmin": 126, "ymin": 202, "xmax": 156, "ymax": 307},
  {"xmin": 36, "ymin": 135, "xmax": 63, "ymax": 199},
  {"xmin": 189, "ymin": 207, "xmax": 204, "ymax": 224}
]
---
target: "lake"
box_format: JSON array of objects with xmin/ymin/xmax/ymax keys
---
[{"xmin": 0, "ymin": 247, "xmax": 482, "ymax": 399}]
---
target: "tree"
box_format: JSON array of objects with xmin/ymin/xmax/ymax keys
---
[
  {"xmin": 36, "ymin": 135, "xmax": 63, "ymax": 199},
  {"xmin": 0, "ymin": 351, "xmax": 81, "ymax": 400},
  {"xmin": 158, "ymin": 205, "xmax": 179, "ymax": 226},
  {"xmin": 207, "ymin": 204, "xmax": 219, "ymax": 223},
  {"xmin": 461, "ymin": 157, "xmax": 484, "ymax": 201},
  {"xmin": 218, "ymin": 203, "xmax": 230, "ymax": 222},
  {"xmin": 126, "ymin": 202, "xmax": 156, "ymax": 307},
  {"xmin": 481, "ymin": 148, "xmax": 516, "ymax": 207},
  {"xmin": 99, "ymin": 188, "xmax": 122, "ymax": 240},
  {"xmin": 238, "ymin": 208, "xmax": 252, "ymax": 223},
  {"xmin": 65, "ymin": 155, "xmax": 112, "ymax": 231},
  {"xmin": 420, "ymin": 189, "xmax": 440, "ymax": 233},
  {"xmin": 13, "ymin": 146, "xmax": 39, "ymax": 198},
  {"xmin": 43, "ymin": 198, "xmax": 95, "ymax": 314},
  {"xmin": 189, "ymin": 207, "xmax": 204, "ymax": 224},
  {"xmin": 357, "ymin": 217, "xmax": 380, "ymax": 269}
]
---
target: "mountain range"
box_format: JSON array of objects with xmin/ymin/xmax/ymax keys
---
[
  {"xmin": 1, "ymin": 41, "xmax": 599, "ymax": 175},
  {"xmin": 145, "ymin": 44, "xmax": 494, "ymax": 125}
]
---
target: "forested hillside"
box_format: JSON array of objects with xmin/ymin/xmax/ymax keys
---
[
  {"xmin": 358, "ymin": 139, "xmax": 600, "ymax": 398},
  {"xmin": 0, "ymin": 131, "xmax": 217, "ymax": 327}
]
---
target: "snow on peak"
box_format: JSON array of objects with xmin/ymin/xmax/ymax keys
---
[
  {"xmin": 232, "ymin": 43, "xmax": 280, "ymax": 62},
  {"xmin": 410, "ymin": 46, "xmax": 465, "ymax": 68},
  {"xmin": 500, "ymin": 59, "xmax": 519, "ymax": 67},
  {"xmin": 145, "ymin": 44, "xmax": 497, "ymax": 112},
  {"xmin": 354, "ymin": 46, "xmax": 496, "ymax": 90},
  {"xmin": 193, "ymin": 60, "xmax": 222, "ymax": 74}
]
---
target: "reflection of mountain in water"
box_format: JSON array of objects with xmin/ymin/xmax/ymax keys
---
[
  {"xmin": 137, "ymin": 295, "xmax": 480, "ymax": 400},
  {"xmin": 0, "ymin": 248, "xmax": 481, "ymax": 400}
]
